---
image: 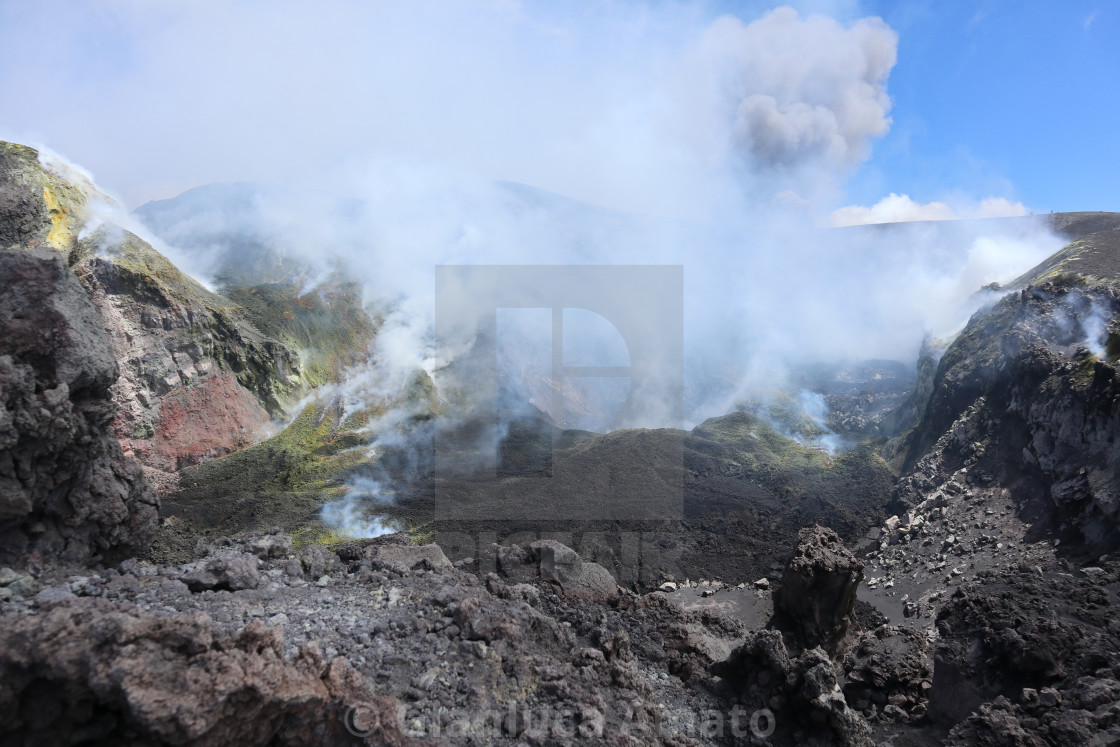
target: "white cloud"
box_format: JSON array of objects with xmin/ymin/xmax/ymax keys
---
[{"xmin": 831, "ymin": 193, "xmax": 1029, "ymax": 226}]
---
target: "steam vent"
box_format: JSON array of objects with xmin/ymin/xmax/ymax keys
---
[{"xmin": 2, "ymin": 2, "xmax": 1120, "ymax": 744}]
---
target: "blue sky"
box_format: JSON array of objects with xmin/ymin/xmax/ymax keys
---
[
  {"xmin": 0, "ymin": 1, "xmax": 1115, "ymax": 218},
  {"xmin": 855, "ymin": 0, "xmax": 1119, "ymax": 213}
]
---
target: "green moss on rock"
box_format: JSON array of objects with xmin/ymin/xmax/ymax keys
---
[{"xmin": 224, "ymin": 279, "xmax": 377, "ymax": 387}]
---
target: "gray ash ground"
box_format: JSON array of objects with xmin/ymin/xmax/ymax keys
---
[
  {"xmin": 1, "ymin": 532, "xmax": 739, "ymax": 745},
  {"xmin": 0, "ymin": 524, "xmax": 946, "ymax": 746}
]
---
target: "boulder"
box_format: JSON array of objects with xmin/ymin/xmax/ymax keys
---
[
  {"xmin": 530, "ymin": 539, "xmax": 617, "ymax": 602},
  {"xmin": 366, "ymin": 543, "xmax": 453, "ymax": 574},
  {"xmin": 181, "ymin": 551, "xmax": 261, "ymax": 592},
  {"xmin": 777, "ymin": 525, "xmax": 864, "ymax": 650}
]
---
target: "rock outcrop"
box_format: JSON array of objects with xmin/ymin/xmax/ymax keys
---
[
  {"xmin": 895, "ymin": 270, "xmax": 1120, "ymax": 555},
  {"xmin": 0, "ymin": 596, "xmax": 414, "ymax": 746},
  {"xmin": 0, "ymin": 246, "xmax": 156, "ymax": 565},
  {"xmin": 0, "ymin": 141, "xmax": 376, "ymax": 484},
  {"xmin": 531, "ymin": 539, "xmax": 619, "ymax": 602},
  {"xmin": 75, "ymin": 231, "xmax": 299, "ymax": 473},
  {"xmin": 777, "ymin": 525, "xmax": 864, "ymax": 651},
  {"xmin": 491, "ymin": 538, "xmax": 619, "ymax": 603}
]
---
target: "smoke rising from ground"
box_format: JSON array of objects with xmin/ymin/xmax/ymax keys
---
[
  {"xmin": 79, "ymin": 2, "xmax": 1065, "ymax": 431},
  {"xmin": 3, "ymin": 2, "xmax": 1069, "ymax": 534}
]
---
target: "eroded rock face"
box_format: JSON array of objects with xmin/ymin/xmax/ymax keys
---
[
  {"xmin": 0, "ymin": 597, "xmax": 414, "ymax": 746},
  {"xmin": 0, "ymin": 247, "xmax": 156, "ymax": 565},
  {"xmin": 777, "ymin": 525, "xmax": 864, "ymax": 650},
  {"xmin": 76, "ymin": 233, "xmax": 299, "ymax": 475},
  {"xmin": 0, "ymin": 141, "xmax": 351, "ymax": 482},
  {"xmin": 895, "ymin": 278, "xmax": 1120, "ymax": 555}
]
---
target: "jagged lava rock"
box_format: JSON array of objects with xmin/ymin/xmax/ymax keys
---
[
  {"xmin": 777, "ymin": 525, "xmax": 864, "ymax": 650},
  {"xmin": 0, "ymin": 597, "xmax": 415, "ymax": 746},
  {"xmin": 712, "ymin": 629, "xmax": 873, "ymax": 746},
  {"xmin": 0, "ymin": 246, "xmax": 156, "ymax": 565}
]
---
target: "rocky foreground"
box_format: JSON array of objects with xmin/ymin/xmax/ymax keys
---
[
  {"xmin": 6, "ymin": 521, "xmax": 1118, "ymax": 746},
  {"xmin": 5, "ymin": 139, "xmax": 1120, "ymax": 744},
  {"xmin": 0, "ymin": 525, "xmax": 902, "ymax": 746}
]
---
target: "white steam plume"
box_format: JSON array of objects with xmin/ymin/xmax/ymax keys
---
[{"xmin": 8, "ymin": 3, "xmax": 1067, "ymax": 438}]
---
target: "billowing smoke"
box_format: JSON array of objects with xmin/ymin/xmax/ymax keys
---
[
  {"xmin": 790, "ymin": 390, "xmax": 846, "ymax": 455},
  {"xmin": 696, "ymin": 8, "xmax": 896, "ymax": 172},
  {"xmin": 2, "ymin": 3, "xmax": 1071, "ymax": 536},
  {"xmin": 320, "ymin": 478, "xmax": 401, "ymax": 539}
]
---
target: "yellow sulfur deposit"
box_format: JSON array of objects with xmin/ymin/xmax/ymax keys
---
[{"xmin": 42, "ymin": 184, "xmax": 78, "ymax": 251}]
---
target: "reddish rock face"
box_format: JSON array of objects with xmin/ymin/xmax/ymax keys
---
[
  {"xmin": 125, "ymin": 372, "xmax": 269, "ymax": 472},
  {"xmin": 78, "ymin": 251, "xmax": 294, "ymax": 481}
]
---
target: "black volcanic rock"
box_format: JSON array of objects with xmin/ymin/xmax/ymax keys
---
[
  {"xmin": 0, "ymin": 246, "xmax": 156, "ymax": 565},
  {"xmin": 842, "ymin": 624, "xmax": 932, "ymax": 723},
  {"xmin": 929, "ymin": 563, "xmax": 1120, "ymax": 727},
  {"xmin": 889, "ymin": 264, "xmax": 1120, "ymax": 557},
  {"xmin": 713, "ymin": 630, "xmax": 874, "ymax": 746},
  {"xmin": 777, "ymin": 525, "xmax": 864, "ymax": 651}
]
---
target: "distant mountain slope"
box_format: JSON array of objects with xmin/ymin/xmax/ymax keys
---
[{"xmin": 134, "ymin": 182, "xmax": 360, "ymax": 287}]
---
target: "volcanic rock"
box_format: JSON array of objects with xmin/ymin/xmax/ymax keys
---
[
  {"xmin": 0, "ymin": 246, "xmax": 156, "ymax": 565},
  {"xmin": 713, "ymin": 630, "xmax": 873, "ymax": 746},
  {"xmin": 777, "ymin": 525, "xmax": 864, "ymax": 650},
  {"xmin": 0, "ymin": 596, "xmax": 414, "ymax": 746},
  {"xmin": 530, "ymin": 539, "xmax": 618, "ymax": 602},
  {"xmin": 181, "ymin": 550, "xmax": 262, "ymax": 592},
  {"xmin": 842, "ymin": 624, "xmax": 932, "ymax": 722}
]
